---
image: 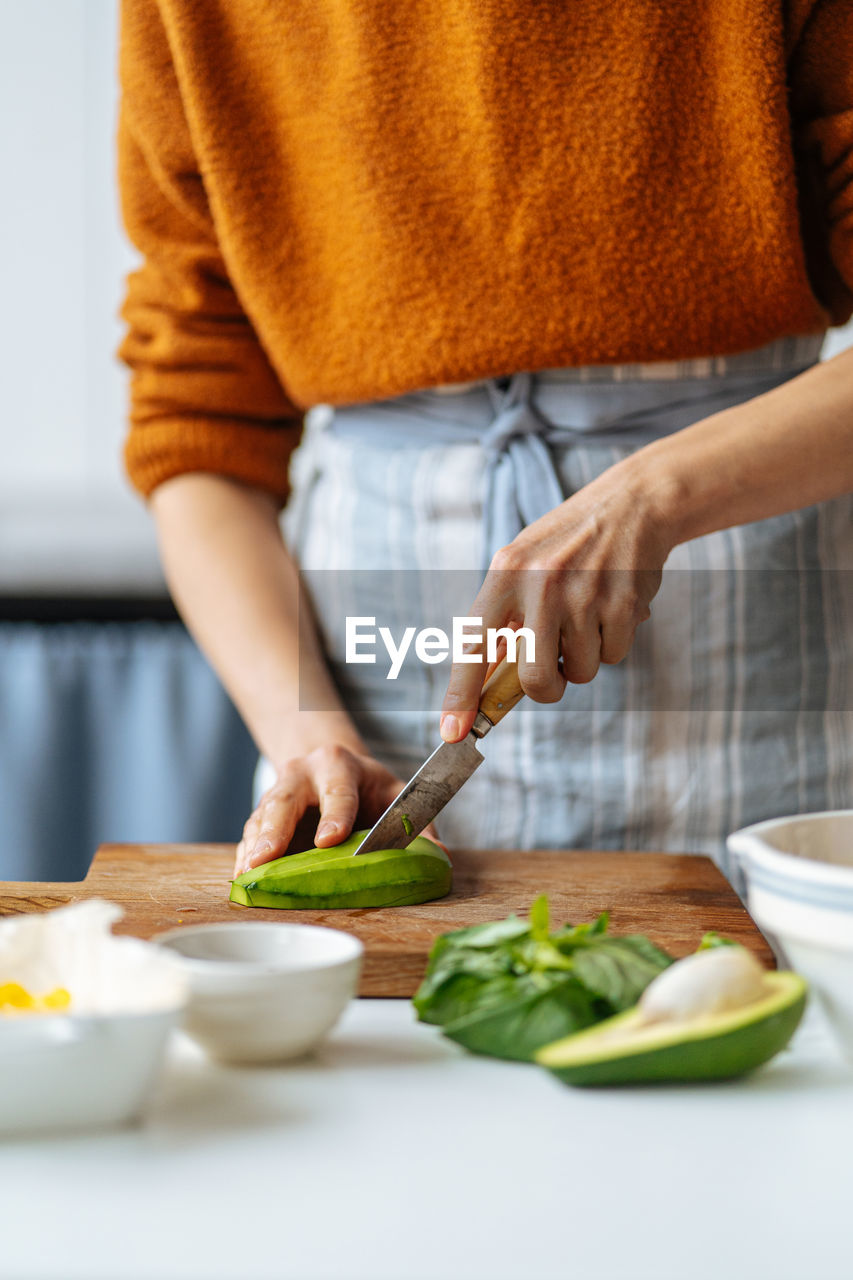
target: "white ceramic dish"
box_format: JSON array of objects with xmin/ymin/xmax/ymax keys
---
[
  {"xmin": 0, "ymin": 1006, "xmax": 183, "ymax": 1137},
  {"xmin": 0, "ymin": 901, "xmax": 188, "ymax": 1136},
  {"xmin": 153, "ymin": 922, "xmax": 363, "ymax": 1064},
  {"xmin": 727, "ymin": 810, "xmax": 853, "ymax": 1062}
]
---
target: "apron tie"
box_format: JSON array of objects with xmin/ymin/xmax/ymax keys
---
[{"xmin": 481, "ymin": 373, "xmax": 566, "ymax": 565}]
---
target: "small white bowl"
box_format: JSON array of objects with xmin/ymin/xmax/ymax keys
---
[
  {"xmin": 153, "ymin": 923, "xmax": 363, "ymax": 1064},
  {"xmin": 0, "ymin": 902, "xmax": 188, "ymax": 1136},
  {"xmin": 0, "ymin": 1005, "xmax": 184, "ymax": 1137},
  {"xmin": 0, "ymin": 924, "xmax": 187, "ymax": 1138},
  {"xmin": 727, "ymin": 810, "xmax": 853, "ymax": 1061}
]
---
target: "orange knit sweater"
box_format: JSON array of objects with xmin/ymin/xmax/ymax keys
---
[{"xmin": 118, "ymin": 0, "xmax": 853, "ymax": 502}]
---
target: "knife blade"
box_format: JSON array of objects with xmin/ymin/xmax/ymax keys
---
[{"xmin": 351, "ymin": 657, "xmax": 525, "ymax": 856}]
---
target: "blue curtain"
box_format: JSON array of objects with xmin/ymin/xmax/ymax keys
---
[{"xmin": 0, "ymin": 622, "xmax": 258, "ymax": 882}]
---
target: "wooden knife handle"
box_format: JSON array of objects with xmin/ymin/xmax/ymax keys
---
[{"xmin": 477, "ymin": 657, "xmax": 525, "ymax": 727}]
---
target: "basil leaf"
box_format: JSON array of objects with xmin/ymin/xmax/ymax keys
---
[
  {"xmin": 510, "ymin": 936, "xmax": 574, "ymax": 973},
  {"xmin": 529, "ymin": 894, "xmax": 550, "ymax": 941},
  {"xmin": 551, "ymin": 912, "xmax": 610, "ymax": 950},
  {"xmin": 413, "ymin": 947, "xmax": 521, "ymax": 1024},
  {"xmin": 412, "ymin": 899, "xmax": 674, "ymax": 1060},
  {"xmin": 697, "ymin": 931, "xmax": 737, "ymax": 950},
  {"xmin": 570, "ymin": 935, "xmax": 672, "ymax": 1011},
  {"xmin": 432, "ymin": 915, "xmax": 531, "ymax": 953},
  {"xmin": 442, "ymin": 974, "xmax": 600, "ymax": 1061},
  {"xmin": 414, "ymin": 972, "xmax": 527, "ymax": 1029}
]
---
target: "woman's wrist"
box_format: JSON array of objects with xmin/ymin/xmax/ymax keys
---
[
  {"xmin": 616, "ymin": 411, "xmax": 748, "ymax": 551},
  {"xmin": 600, "ymin": 447, "xmax": 689, "ymax": 557},
  {"xmin": 614, "ymin": 346, "xmax": 853, "ymax": 550}
]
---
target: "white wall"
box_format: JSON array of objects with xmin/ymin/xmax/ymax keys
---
[{"xmin": 0, "ymin": 0, "xmax": 162, "ymax": 592}]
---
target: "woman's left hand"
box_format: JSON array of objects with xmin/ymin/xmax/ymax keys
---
[{"xmin": 439, "ymin": 460, "xmax": 677, "ymax": 742}]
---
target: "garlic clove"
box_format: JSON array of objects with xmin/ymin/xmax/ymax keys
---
[{"xmin": 638, "ymin": 947, "xmax": 768, "ymax": 1025}]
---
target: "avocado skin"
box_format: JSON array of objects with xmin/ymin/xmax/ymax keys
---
[
  {"xmin": 229, "ymin": 831, "xmax": 451, "ymax": 910},
  {"xmin": 537, "ymin": 976, "xmax": 807, "ymax": 1086}
]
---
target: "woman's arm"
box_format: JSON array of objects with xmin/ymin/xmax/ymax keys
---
[
  {"xmin": 440, "ymin": 344, "xmax": 853, "ymax": 740},
  {"xmin": 150, "ymin": 473, "xmax": 359, "ymax": 765},
  {"xmin": 120, "ymin": 7, "xmax": 426, "ymax": 876},
  {"xmin": 150, "ymin": 474, "xmax": 410, "ymax": 873},
  {"xmin": 641, "ymin": 343, "xmax": 853, "ymax": 545}
]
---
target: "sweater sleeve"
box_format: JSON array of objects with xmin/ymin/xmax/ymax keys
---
[
  {"xmin": 787, "ymin": 0, "xmax": 853, "ymax": 324},
  {"xmin": 117, "ymin": 0, "xmax": 303, "ymax": 503}
]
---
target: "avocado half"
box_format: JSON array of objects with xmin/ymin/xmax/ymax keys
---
[
  {"xmin": 230, "ymin": 830, "xmax": 452, "ymax": 909},
  {"xmin": 536, "ymin": 971, "xmax": 807, "ymax": 1086}
]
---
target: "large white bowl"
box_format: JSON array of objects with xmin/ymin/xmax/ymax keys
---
[
  {"xmin": 153, "ymin": 922, "xmax": 363, "ymax": 1064},
  {"xmin": 727, "ymin": 810, "xmax": 853, "ymax": 1061}
]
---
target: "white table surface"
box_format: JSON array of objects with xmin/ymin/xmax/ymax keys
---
[{"xmin": 2, "ymin": 999, "xmax": 851, "ymax": 1280}]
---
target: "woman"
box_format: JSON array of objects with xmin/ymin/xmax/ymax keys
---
[{"xmin": 118, "ymin": 0, "xmax": 853, "ymax": 881}]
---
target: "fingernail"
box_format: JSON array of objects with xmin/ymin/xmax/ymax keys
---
[
  {"xmin": 252, "ymin": 838, "xmax": 273, "ymax": 860},
  {"xmin": 316, "ymin": 821, "xmax": 338, "ymax": 842},
  {"xmin": 440, "ymin": 714, "xmax": 461, "ymax": 742}
]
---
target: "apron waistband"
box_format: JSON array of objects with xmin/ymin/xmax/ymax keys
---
[
  {"xmin": 325, "ymin": 336, "xmax": 824, "ymax": 567},
  {"xmin": 432, "ymin": 333, "xmax": 826, "ymax": 392}
]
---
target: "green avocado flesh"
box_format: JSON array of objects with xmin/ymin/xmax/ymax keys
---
[
  {"xmin": 229, "ymin": 830, "xmax": 451, "ymax": 909},
  {"xmin": 535, "ymin": 971, "xmax": 807, "ymax": 1086}
]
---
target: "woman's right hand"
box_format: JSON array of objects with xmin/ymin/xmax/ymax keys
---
[
  {"xmin": 147, "ymin": 477, "xmax": 440, "ymax": 878},
  {"xmin": 234, "ymin": 745, "xmax": 418, "ymax": 875}
]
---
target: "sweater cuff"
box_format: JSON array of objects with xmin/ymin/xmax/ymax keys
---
[{"xmin": 124, "ymin": 415, "xmax": 304, "ymax": 504}]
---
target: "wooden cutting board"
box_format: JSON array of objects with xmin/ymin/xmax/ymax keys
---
[{"xmin": 0, "ymin": 844, "xmax": 772, "ymax": 995}]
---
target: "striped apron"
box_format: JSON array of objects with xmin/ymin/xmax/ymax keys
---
[{"xmin": 258, "ymin": 336, "xmax": 853, "ymax": 885}]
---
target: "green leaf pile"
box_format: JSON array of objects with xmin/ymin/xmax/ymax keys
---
[{"xmin": 413, "ymin": 895, "xmax": 673, "ymax": 1061}]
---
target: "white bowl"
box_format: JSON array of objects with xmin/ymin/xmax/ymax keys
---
[
  {"xmin": 0, "ymin": 1004, "xmax": 184, "ymax": 1136},
  {"xmin": 0, "ymin": 902, "xmax": 188, "ymax": 1135},
  {"xmin": 727, "ymin": 810, "xmax": 853, "ymax": 1061},
  {"xmin": 153, "ymin": 923, "xmax": 363, "ymax": 1064}
]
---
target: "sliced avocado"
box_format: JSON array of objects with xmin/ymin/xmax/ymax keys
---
[
  {"xmin": 229, "ymin": 830, "xmax": 451, "ymax": 909},
  {"xmin": 536, "ymin": 971, "xmax": 807, "ymax": 1086}
]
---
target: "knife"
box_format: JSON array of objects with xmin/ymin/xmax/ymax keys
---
[{"xmin": 351, "ymin": 657, "xmax": 525, "ymax": 855}]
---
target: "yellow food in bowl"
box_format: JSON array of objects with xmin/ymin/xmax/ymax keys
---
[{"xmin": 0, "ymin": 983, "xmax": 71, "ymax": 1014}]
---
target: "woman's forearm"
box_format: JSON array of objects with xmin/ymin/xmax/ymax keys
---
[
  {"xmin": 149, "ymin": 474, "xmax": 365, "ymax": 767},
  {"xmin": 625, "ymin": 344, "xmax": 853, "ymax": 546}
]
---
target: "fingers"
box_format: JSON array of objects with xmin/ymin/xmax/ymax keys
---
[
  {"xmin": 440, "ymin": 567, "xmax": 519, "ymax": 741},
  {"xmin": 422, "ymin": 822, "xmax": 447, "ymax": 853},
  {"xmin": 235, "ymin": 763, "xmax": 313, "ymax": 874},
  {"xmin": 561, "ymin": 581, "xmax": 650, "ymax": 681},
  {"xmin": 437, "ymin": 553, "xmax": 661, "ymax": 741},
  {"xmin": 440, "ymin": 652, "xmax": 488, "ymax": 741},
  {"xmin": 312, "ymin": 746, "xmax": 363, "ymax": 846},
  {"xmin": 560, "ymin": 616, "xmax": 603, "ymax": 684},
  {"xmin": 516, "ymin": 609, "xmax": 566, "ymax": 702},
  {"xmin": 439, "ymin": 618, "xmax": 493, "ymax": 743},
  {"xmin": 233, "ymin": 747, "xmax": 411, "ymax": 876},
  {"xmin": 599, "ymin": 617, "xmax": 638, "ymax": 666},
  {"xmin": 599, "ymin": 577, "xmax": 654, "ymax": 665}
]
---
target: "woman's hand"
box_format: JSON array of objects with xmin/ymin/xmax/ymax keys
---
[
  {"xmin": 440, "ymin": 460, "xmax": 677, "ymax": 742},
  {"xmin": 441, "ymin": 343, "xmax": 853, "ymax": 742},
  {"xmin": 234, "ymin": 745, "xmax": 441, "ymax": 875}
]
